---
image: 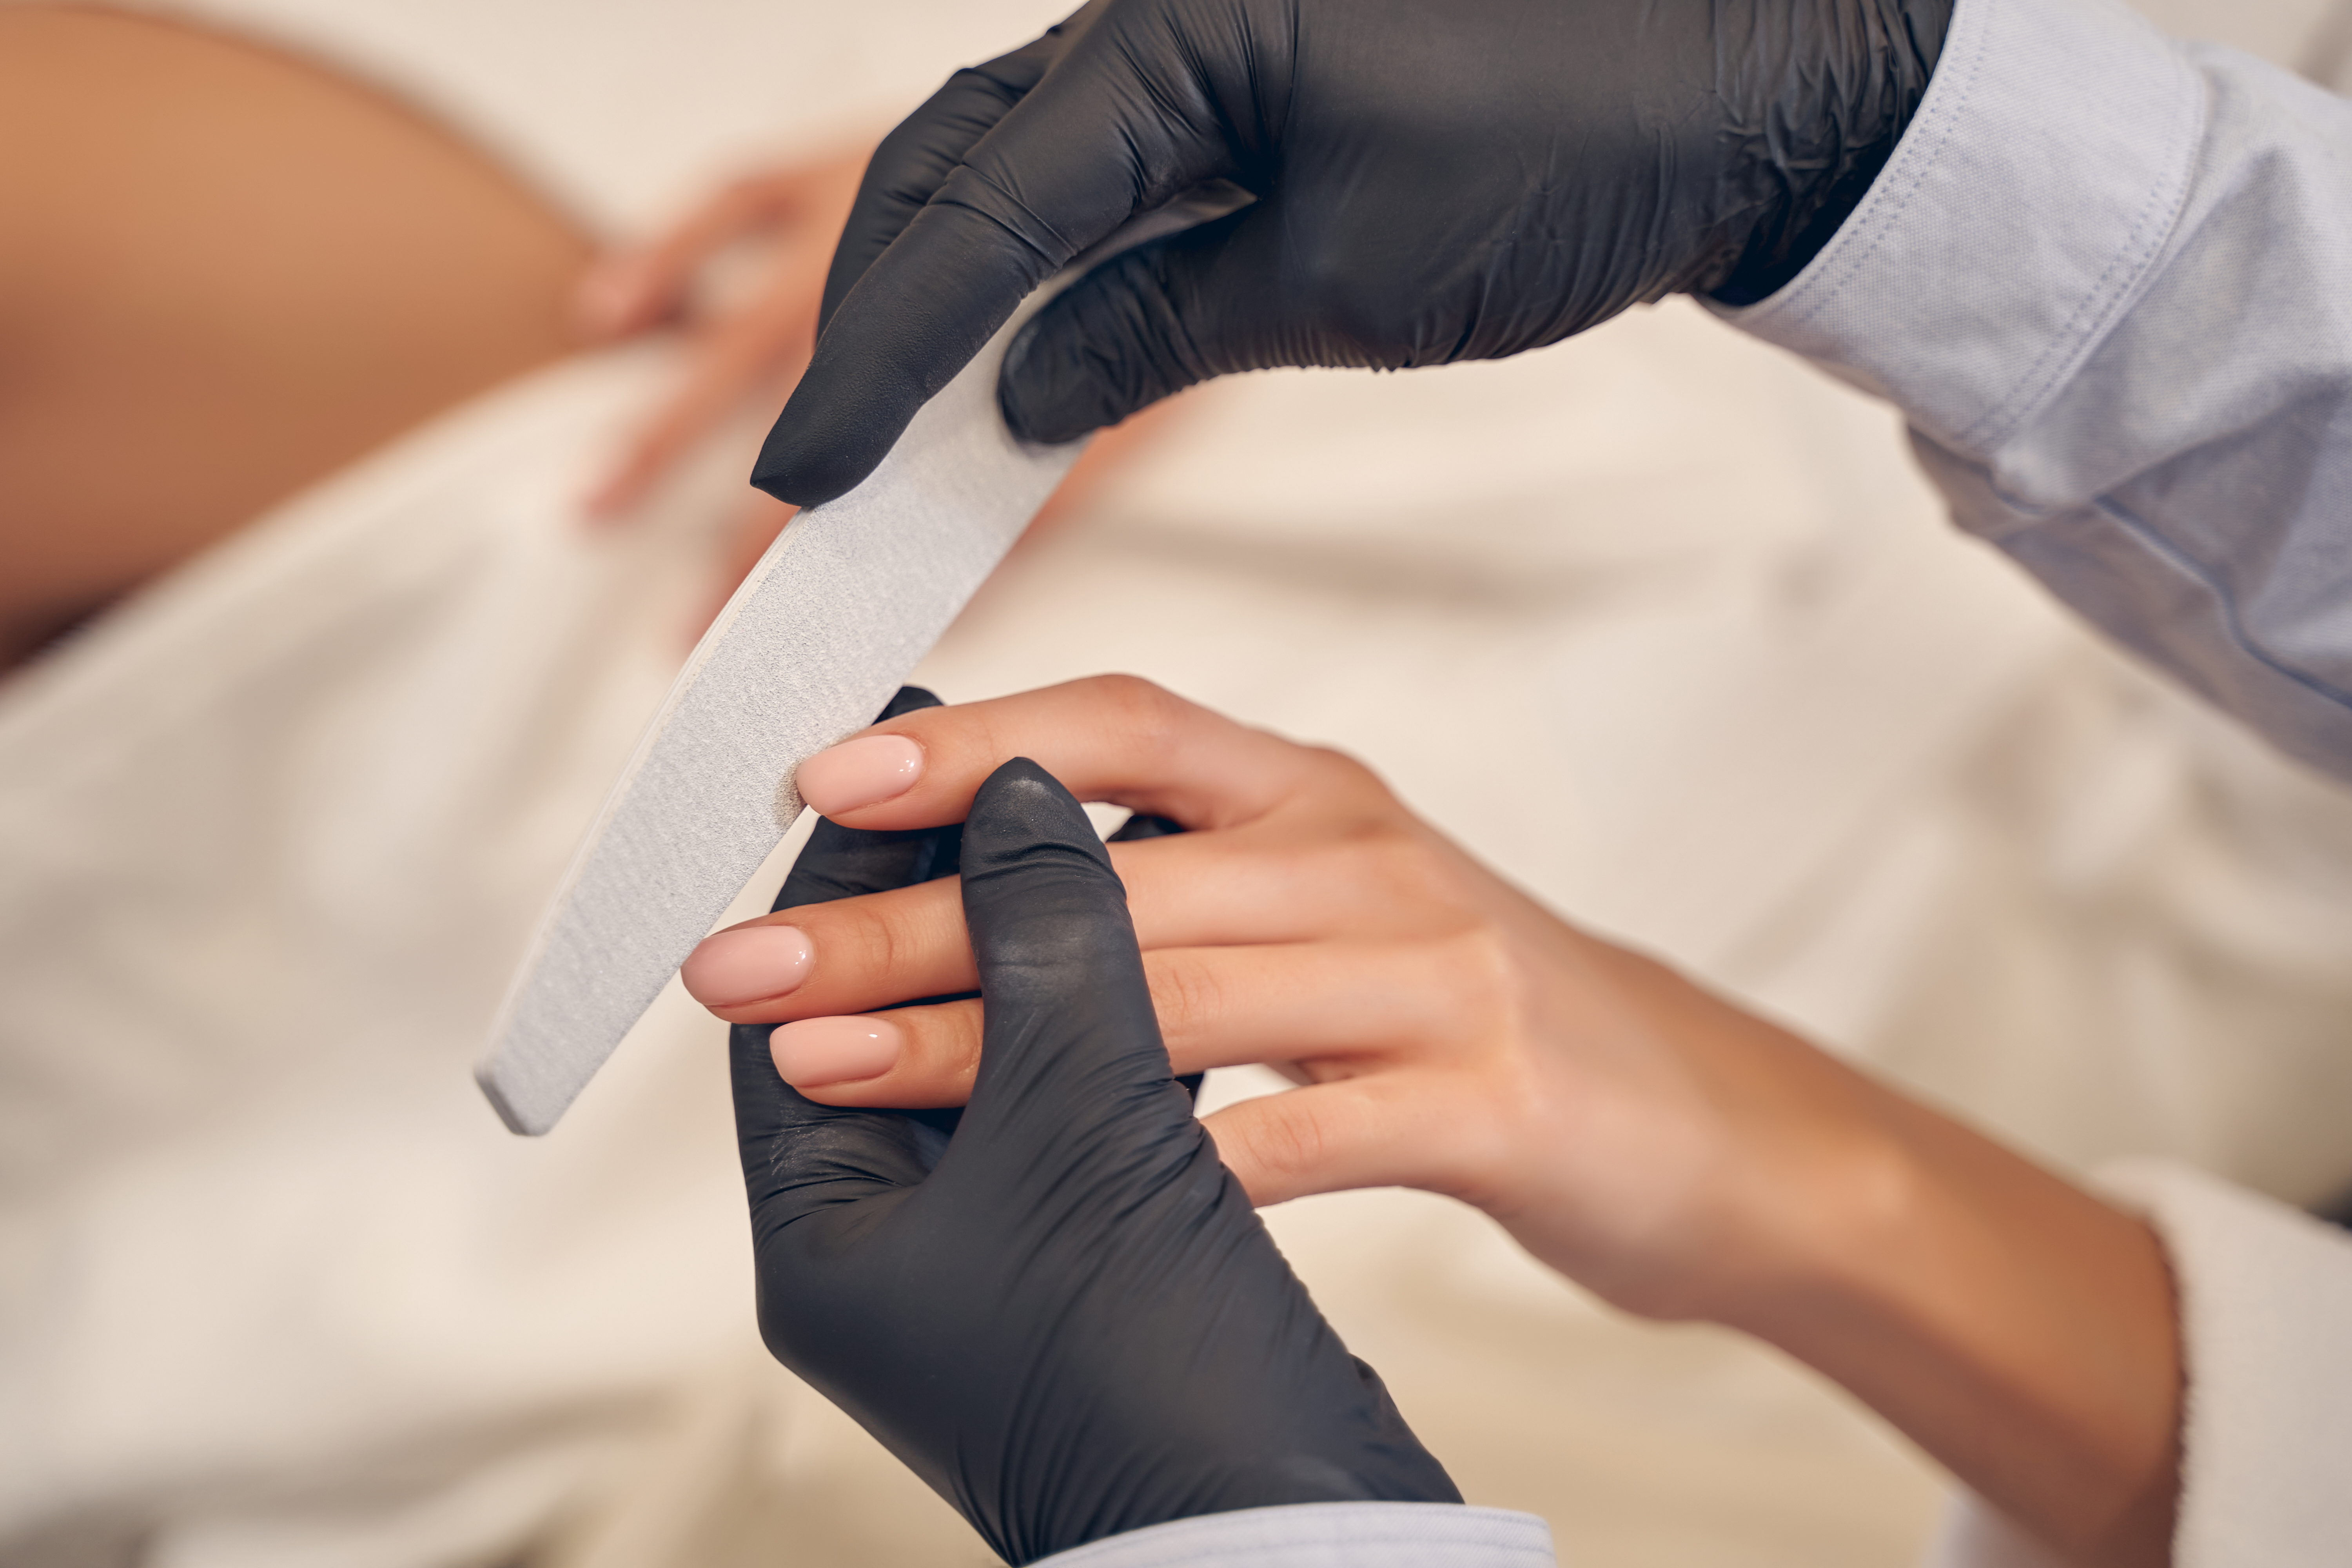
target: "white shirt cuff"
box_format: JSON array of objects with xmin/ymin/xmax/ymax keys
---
[{"xmin": 1029, "ymin": 1503, "xmax": 1557, "ymax": 1568}]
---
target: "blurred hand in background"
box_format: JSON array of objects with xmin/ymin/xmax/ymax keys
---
[
  {"xmin": 570, "ymin": 145, "xmax": 867, "ymax": 610},
  {"xmin": 572, "ymin": 141, "xmax": 1187, "ymax": 631},
  {"xmin": 574, "ymin": 145, "xmax": 868, "ymax": 520}
]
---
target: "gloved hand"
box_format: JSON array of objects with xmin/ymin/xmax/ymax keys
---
[
  {"xmin": 751, "ymin": 0, "xmax": 1953, "ymax": 506},
  {"xmin": 730, "ymin": 687, "xmax": 1460, "ymax": 1565}
]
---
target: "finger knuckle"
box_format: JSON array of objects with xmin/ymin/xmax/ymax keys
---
[
  {"xmin": 837, "ymin": 887, "xmax": 942, "ymax": 982},
  {"xmin": 1086, "ymin": 673, "xmax": 1192, "ymax": 768},
  {"xmin": 848, "ymin": 906, "xmax": 907, "ymax": 980},
  {"xmin": 1146, "ymin": 954, "xmax": 1223, "ymax": 1040},
  {"xmin": 1091, "ymin": 671, "xmax": 1181, "ymax": 727},
  {"xmin": 1328, "ymin": 818, "xmax": 1461, "ymax": 911},
  {"xmin": 1298, "ymin": 743, "xmax": 1378, "ymax": 791},
  {"xmin": 908, "ymin": 1000, "xmax": 985, "ymax": 1081},
  {"xmin": 1293, "ymin": 746, "xmax": 1412, "ymax": 822},
  {"xmin": 1239, "ymin": 1100, "xmax": 1334, "ymax": 1188},
  {"xmin": 1432, "ymin": 923, "xmax": 1530, "ymax": 1021}
]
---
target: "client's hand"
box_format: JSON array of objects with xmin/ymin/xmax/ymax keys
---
[
  {"xmin": 574, "ymin": 147, "xmax": 869, "ymax": 521},
  {"xmin": 691, "ymin": 676, "xmax": 2183, "ymax": 1568},
  {"xmin": 569, "ymin": 147, "xmax": 1186, "ymax": 613},
  {"xmin": 731, "ymin": 686, "xmax": 1459, "ymax": 1566},
  {"xmin": 569, "ymin": 149, "xmax": 868, "ymax": 616},
  {"xmin": 695, "ymin": 675, "xmax": 1827, "ymax": 1317}
]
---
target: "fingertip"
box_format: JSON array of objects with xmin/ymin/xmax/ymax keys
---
[
  {"xmin": 956, "ymin": 754, "xmax": 1168, "ymax": 1123},
  {"xmin": 748, "ymin": 304, "xmax": 934, "ymax": 506},
  {"xmin": 771, "ymin": 1015, "xmax": 904, "ymax": 1091},
  {"xmin": 957, "ymin": 758, "xmax": 1137, "ymax": 982},
  {"xmin": 764, "ymin": 197, "xmax": 1060, "ymax": 505},
  {"xmin": 682, "ymin": 923, "xmax": 815, "ymax": 1008},
  {"xmin": 797, "ymin": 734, "xmax": 924, "ymax": 818},
  {"xmin": 961, "ymin": 758, "xmax": 1113, "ymax": 880},
  {"xmin": 749, "ymin": 410, "xmax": 889, "ymax": 509},
  {"xmin": 578, "ymin": 468, "xmax": 642, "ymax": 523},
  {"xmin": 580, "ymin": 434, "xmax": 672, "ymax": 521},
  {"xmin": 573, "ymin": 256, "xmax": 650, "ymax": 340}
]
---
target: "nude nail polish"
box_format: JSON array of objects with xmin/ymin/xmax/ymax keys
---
[
  {"xmin": 797, "ymin": 734, "xmax": 923, "ymax": 816},
  {"xmin": 771, "ymin": 1016, "xmax": 903, "ymax": 1088},
  {"xmin": 680, "ymin": 924, "xmax": 813, "ymax": 1007}
]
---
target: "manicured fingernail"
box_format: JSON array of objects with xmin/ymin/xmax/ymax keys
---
[
  {"xmin": 771, "ymin": 1016, "xmax": 902, "ymax": 1088},
  {"xmin": 680, "ymin": 924, "xmax": 813, "ymax": 1006},
  {"xmin": 797, "ymin": 734, "xmax": 923, "ymax": 816}
]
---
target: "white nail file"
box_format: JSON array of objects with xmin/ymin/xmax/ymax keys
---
[{"xmin": 476, "ymin": 189, "xmax": 1246, "ymax": 1135}]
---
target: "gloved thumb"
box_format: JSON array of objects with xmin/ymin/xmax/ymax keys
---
[
  {"xmin": 947, "ymin": 758, "xmax": 1192, "ymax": 1156},
  {"xmin": 1000, "ymin": 206, "xmax": 1319, "ymax": 446}
]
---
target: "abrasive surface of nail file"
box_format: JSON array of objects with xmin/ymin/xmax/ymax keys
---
[
  {"xmin": 475, "ymin": 313, "xmax": 1076, "ymax": 1134},
  {"xmin": 475, "ymin": 187, "xmax": 1251, "ymax": 1136}
]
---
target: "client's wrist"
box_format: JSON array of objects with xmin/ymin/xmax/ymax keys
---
[
  {"xmin": 1517, "ymin": 944, "xmax": 1917, "ymax": 1327},
  {"xmin": 1706, "ymin": 1065, "xmax": 2183, "ymax": 1566},
  {"xmin": 1699, "ymin": 1054, "xmax": 1936, "ymax": 1333},
  {"xmin": 1691, "ymin": 1038, "xmax": 1931, "ymax": 1330}
]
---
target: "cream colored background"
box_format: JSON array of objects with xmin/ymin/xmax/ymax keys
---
[{"xmin": 5, "ymin": 2, "xmax": 2351, "ymax": 1564}]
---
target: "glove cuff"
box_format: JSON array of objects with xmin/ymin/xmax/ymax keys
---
[{"xmin": 1711, "ymin": 0, "xmax": 1957, "ymax": 306}]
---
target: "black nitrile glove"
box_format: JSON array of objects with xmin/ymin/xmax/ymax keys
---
[
  {"xmin": 732, "ymin": 690, "xmax": 1458, "ymax": 1565},
  {"xmin": 751, "ymin": 0, "xmax": 1953, "ymax": 506}
]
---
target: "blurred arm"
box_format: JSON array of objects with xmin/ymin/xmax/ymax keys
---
[{"xmin": 0, "ymin": 8, "xmax": 586, "ymax": 670}]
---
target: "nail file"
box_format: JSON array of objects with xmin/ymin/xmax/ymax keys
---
[{"xmin": 475, "ymin": 189, "xmax": 1247, "ymax": 1136}]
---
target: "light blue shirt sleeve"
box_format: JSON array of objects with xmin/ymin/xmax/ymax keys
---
[
  {"xmin": 1026, "ymin": 1504, "xmax": 1556, "ymax": 1568},
  {"xmin": 1716, "ymin": 0, "xmax": 2352, "ymax": 784}
]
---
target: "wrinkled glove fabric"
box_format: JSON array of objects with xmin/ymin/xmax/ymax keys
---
[
  {"xmin": 732, "ymin": 721, "xmax": 1459, "ymax": 1564},
  {"xmin": 754, "ymin": 0, "xmax": 1953, "ymax": 504}
]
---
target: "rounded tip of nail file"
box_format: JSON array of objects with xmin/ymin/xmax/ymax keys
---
[
  {"xmin": 471, "ymin": 188, "xmax": 1250, "ymax": 1136},
  {"xmin": 473, "ymin": 329, "xmax": 1082, "ymax": 1136}
]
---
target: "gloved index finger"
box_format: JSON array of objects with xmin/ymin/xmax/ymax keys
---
[{"xmin": 751, "ymin": 10, "xmax": 1245, "ymax": 507}]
